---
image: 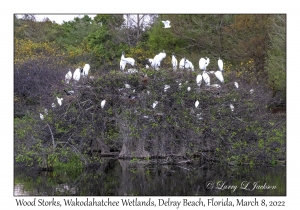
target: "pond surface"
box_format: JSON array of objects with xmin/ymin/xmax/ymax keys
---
[{"xmin": 14, "ymin": 159, "xmax": 286, "ymax": 196}]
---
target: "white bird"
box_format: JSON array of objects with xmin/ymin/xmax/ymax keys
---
[
  {"xmin": 51, "ymin": 103, "xmax": 56, "ymax": 108},
  {"xmin": 82, "ymin": 64, "xmax": 90, "ymax": 76},
  {"xmin": 57, "ymin": 97, "xmax": 63, "ymax": 106},
  {"xmin": 218, "ymin": 57, "xmax": 223, "ymax": 71},
  {"xmin": 152, "ymin": 101, "xmax": 158, "ymax": 109},
  {"xmin": 40, "ymin": 113, "xmax": 44, "ymax": 120},
  {"xmin": 250, "ymin": 89, "xmax": 254, "ymax": 94},
  {"xmin": 64, "ymin": 89, "xmax": 74, "ymax": 95},
  {"xmin": 125, "ymin": 83, "xmax": 131, "ymax": 89},
  {"xmin": 196, "ymin": 74, "xmax": 202, "ymax": 87},
  {"xmin": 164, "ymin": 85, "xmax": 170, "ymax": 92},
  {"xmin": 152, "ymin": 50, "xmax": 166, "ymax": 70},
  {"xmin": 230, "ymin": 104, "xmax": 234, "ymax": 112},
  {"xmin": 120, "ymin": 52, "xmax": 135, "ymax": 71},
  {"xmin": 199, "ymin": 57, "xmax": 206, "ymax": 70},
  {"xmin": 101, "ymin": 100, "xmax": 106, "ymax": 109},
  {"xmin": 172, "ymin": 52, "xmax": 178, "ymax": 71},
  {"xmin": 65, "ymin": 70, "xmax": 72, "ymax": 84},
  {"xmin": 44, "ymin": 109, "xmax": 48, "ymax": 115},
  {"xmin": 205, "ymin": 57, "xmax": 210, "ymax": 69},
  {"xmin": 73, "ymin": 67, "xmax": 82, "ymax": 82},
  {"xmin": 187, "ymin": 87, "xmax": 191, "ymax": 92},
  {"xmin": 162, "ymin": 20, "xmax": 171, "ymax": 28},
  {"xmin": 195, "ymin": 100, "xmax": 199, "ymax": 108},
  {"xmin": 179, "ymin": 57, "xmax": 194, "ymax": 71},
  {"xmin": 214, "ymin": 70, "xmax": 224, "ymax": 83},
  {"xmin": 145, "ymin": 64, "xmax": 149, "ymax": 69},
  {"xmin": 202, "ymin": 71, "xmax": 210, "ymax": 86},
  {"xmin": 234, "ymin": 82, "xmax": 239, "ymax": 89},
  {"xmin": 211, "ymin": 84, "xmax": 221, "ymax": 88}
]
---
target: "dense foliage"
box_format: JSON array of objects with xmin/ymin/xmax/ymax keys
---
[{"xmin": 14, "ymin": 14, "xmax": 286, "ymax": 169}]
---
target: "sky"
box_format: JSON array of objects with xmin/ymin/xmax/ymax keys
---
[{"xmin": 17, "ymin": 14, "xmax": 97, "ymax": 24}]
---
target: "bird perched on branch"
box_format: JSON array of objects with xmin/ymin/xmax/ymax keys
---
[
  {"xmin": 172, "ymin": 52, "xmax": 178, "ymax": 71},
  {"xmin": 120, "ymin": 52, "xmax": 135, "ymax": 71},
  {"xmin": 162, "ymin": 20, "xmax": 171, "ymax": 28},
  {"xmin": 65, "ymin": 69, "xmax": 72, "ymax": 84},
  {"xmin": 57, "ymin": 97, "xmax": 63, "ymax": 106},
  {"xmin": 179, "ymin": 57, "xmax": 194, "ymax": 71},
  {"xmin": 101, "ymin": 100, "xmax": 106, "ymax": 109},
  {"xmin": 64, "ymin": 89, "xmax": 74, "ymax": 95},
  {"xmin": 73, "ymin": 67, "xmax": 82, "ymax": 82},
  {"xmin": 152, "ymin": 50, "xmax": 166, "ymax": 70}
]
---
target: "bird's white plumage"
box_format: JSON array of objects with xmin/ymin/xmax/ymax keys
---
[
  {"xmin": 57, "ymin": 97, "xmax": 63, "ymax": 106},
  {"xmin": 187, "ymin": 87, "xmax": 191, "ymax": 92},
  {"xmin": 218, "ymin": 58, "xmax": 223, "ymax": 71},
  {"xmin": 199, "ymin": 58, "xmax": 206, "ymax": 70},
  {"xmin": 82, "ymin": 64, "xmax": 90, "ymax": 76},
  {"xmin": 250, "ymin": 89, "xmax": 254, "ymax": 94},
  {"xmin": 214, "ymin": 70, "xmax": 224, "ymax": 83},
  {"xmin": 172, "ymin": 53, "xmax": 178, "ymax": 71},
  {"xmin": 44, "ymin": 109, "xmax": 48, "ymax": 115},
  {"xmin": 73, "ymin": 68, "xmax": 81, "ymax": 81},
  {"xmin": 202, "ymin": 71, "xmax": 210, "ymax": 86},
  {"xmin": 152, "ymin": 51, "xmax": 166, "ymax": 70},
  {"xmin": 65, "ymin": 70, "xmax": 72, "ymax": 84},
  {"xmin": 234, "ymin": 82, "xmax": 239, "ymax": 89},
  {"xmin": 120, "ymin": 52, "xmax": 135, "ymax": 71},
  {"xmin": 51, "ymin": 103, "xmax": 56, "ymax": 108},
  {"xmin": 162, "ymin": 20, "xmax": 171, "ymax": 28},
  {"xmin": 164, "ymin": 85, "xmax": 170, "ymax": 92},
  {"xmin": 230, "ymin": 104, "xmax": 234, "ymax": 112},
  {"xmin": 179, "ymin": 58, "xmax": 194, "ymax": 71},
  {"xmin": 196, "ymin": 74, "xmax": 202, "ymax": 87},
  {"xmin": 101, "ymin": 100, "xmax": 106, "ymax": 109},
  {"xmin": 152, "ymin": 101, "xmax": 158, "ymax": 109},
  {"xmin": 195, "ymin": 100, "xmax": 199, "ymax": 108},
  {"xmin": 125, "ymin": 83, "xmax": 131, "ymax": 88},
  {"xmin": 40, "ymin": 113, "xmax": 44, "ymax": 120},
  {"xmin": 205, "ymin": 57, "xmax": 210, "ymax": 69}
]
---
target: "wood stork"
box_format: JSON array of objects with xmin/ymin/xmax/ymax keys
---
[
  {"xmin": 152, "ymin": 50, "xmax": 166, "ymax": 70},
  {"xmin": 205, "ymin": 57, "xmax": 210, "ymax": 69},
  {"xmin": 196, "ymin": 74, "xmax": 202, "ymax": 87},
  {"xmin": 187, "ymin": 87, "xmax": 191, "ymax": 92},
  {"xmin": 162, "ymin": 20, "xmax": 171, "ymax": 28},
  {"xmin": 51, "ymin": 103, "xmax": 56, "ymax": 108},
  {"xmin": 64, "ymin": 89, "xmax": 74, "ymax": 95},
  {"xmin": 199, "ymin": 58, "xmax": 206, "ymax": 70},
  {"xmin": 44, "ymin": 109, "xmax": 48, "ymax": 115},
  {"xmin": 57, "ymin": 97, "xmax": 63, "ymax": 106},
  {"xmin": 172, "ymin": 52, "xmax": 178, "ymax": 71},
  {"xmin": 195, "ymin": 100, "xmax": 199, "ymax": 108},
  {"xmin": 73, "ymin": 67, "xmax": 82, "ymax": 82},
  {"xmin": 101, "ymin": 100, "xmax": 106, "ymax": 108},
  {"xmin": 218, "ymin": 57, "xmax": 223, "ymax": 71},
  {"xmin": 250, "ymin": 89, "xmax": 254, "ymax": 94},
  {"xmin": 230, "ymin": 104, "xmax": 234, "ymax": 112},
  {"xmin": 179, "ymin": 57, "xmax": 194, "ymax": 71},
  {"xmin": 202, "ymin": 71, "xmax": 210, "ymax": 86},
  {"xmin": 164, "ymin": 85, "xmax": 170, "ymax": 92},
  {"xmin": 120, "ymin": 52, "xmax": 135, "ymax": 71},
  {"xmin": 40, "ymin": 113, "xmax": 44, "ymax": 120},
  {"xmin": 82, "ymin": 64, "xmax": 90, "ymax": 77},
  {"xmin": 65, "ymin": 69, "xmax": 72, "ymax": 84},
  {"xmin": 234, "ymin": 82, "xmax": 239, "ymax": 89},
  {"xmin": 214, "ymin": 70, "xmax": 224, "ymax": 83},
  {"xmin": 152, "ymin": 101, "xmax": 158, "ymax": 109}
]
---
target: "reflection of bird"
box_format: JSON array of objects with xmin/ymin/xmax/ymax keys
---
[
  {"xmin": 57, "ymin": 97, "xmax": 63, "ymax": 106},
  {"xmin": 162, "ymin": 20, "xmax": 171, "ymax": 28},
  {"xmin": 234, "ymin": 82, "xmax": 239, "ymax": 89},
  {"xmin": 195, "ymin": 100, "xmax": 199, "ymax": 108},
  {"xmin": 230, "ymin": 104, "xmax": 234, "ymax": 112},
  {"xmin": 65, "ymin": 70, "xmax": 72, "ymax": 84},
  {"xmin": 172, "ymin": 52, "xmax": 178, "ymax": 71},
  {"xmin": 40, "ymin": 113, "xmax": 44, "ymax": 120},
  {"xmin": 196, "ymin": 74, "xmax": 202, "ymax": 87},
  {"xmin": 101, "ymin": 100, "xmax": 106, "ymax": 109}
]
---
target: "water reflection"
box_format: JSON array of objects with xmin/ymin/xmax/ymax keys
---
[{"xmin": 14, "ymin": 159, "xmax": 286, "ymax": 196}]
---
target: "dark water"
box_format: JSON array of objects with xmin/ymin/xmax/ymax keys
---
[{"xmin": 14, "ymin": 159, "xmax": 286, "ymax": 196}]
